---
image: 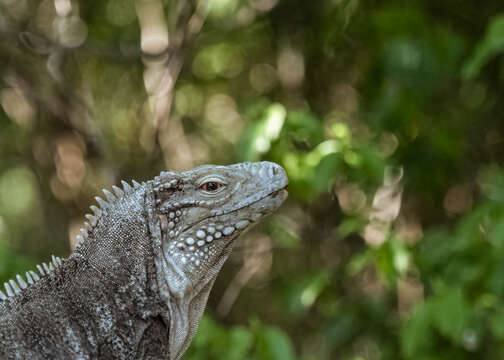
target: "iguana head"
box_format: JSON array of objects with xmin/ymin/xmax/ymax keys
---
[{"xmin": 150, "ymin": 161, "xmax": 288, "ymax": 359}]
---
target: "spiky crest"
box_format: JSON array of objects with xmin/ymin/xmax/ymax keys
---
[
  {"xmin": 0, "ymin": 255, "xmax": 63, "ymax": 301},
  {"xmin": 73, "ymin": 179, "xmax": 139, "ymax": 250},
  {"xmin": 0, "ymin": 179, "xmax": 139, "ymax": 302}
]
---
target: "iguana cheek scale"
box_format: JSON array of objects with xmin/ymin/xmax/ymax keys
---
[{"xmin": 0, "ymin": 161, "xmax": 288, "ymax": 360}]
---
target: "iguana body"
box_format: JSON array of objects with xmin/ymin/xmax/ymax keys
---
[{"xmin": 0, "ymin": 162, "xmax": 288, "ymax": 359}]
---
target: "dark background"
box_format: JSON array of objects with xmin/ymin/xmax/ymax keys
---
[{"xmin": 1, "ymin": 0, "xmax": 504, "ymax": 358}]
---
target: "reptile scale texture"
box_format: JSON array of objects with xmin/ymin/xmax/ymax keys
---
[{"xmin": 0, "ymin": 161, "xmax": 288, "ymax": 359}]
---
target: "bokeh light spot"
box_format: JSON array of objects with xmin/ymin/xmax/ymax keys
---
[
  {"xmin": 337, "ymin": 183, "xmax": 367, "ymax": 214},
  {"xmin": 249, "ymin": 63, "xmax": 277, "ymax": 93},
  {"xmin": 344, "ymin": 151, "xmax": 361, "ymax": 166},
  {"xmin": 54, "ymin": 16, "xmax": 88, "ymax": 48},
  {"xmin": 332, "ymin": 123, "xmax": 350, "ymax": 139},
  {"xmin": 175, "ymin": 84, "xmax": 205, "ymax": 117},
  {"xmin": 0, "ymin": 88, "xmax": 35, "ymax": 128},
  {"xmin": 205, "ymin": 94, "xmax": 243, "ymax": 142},
  {"xmin": 208, "ymin": 0, "xmax": 239, "ymax": 18},
  {"xmin": 443, "ymin": 184, "xmax": 473, "ymax": 215},
  {"xmin": 277, "ymin": 47, "xmax": 305, "ymax": 88},
  {"xmin": 193, "ymin": 43, "xmax": 244, "ymax": 80},
  {"xmin": 264, "ymin": 103, "xmax": 286, "ymax": 140}
]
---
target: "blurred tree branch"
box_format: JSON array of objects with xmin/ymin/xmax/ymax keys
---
[{"xmin": 136, "ymin": 0, "xmax": 209, "ymax": 169}]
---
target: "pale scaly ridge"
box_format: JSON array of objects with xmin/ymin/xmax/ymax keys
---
[
  {"xmin": 0, "ymin": 255, "xmax": 63, "ymax": 301},
  {"xmin": 74, "ymin": 179, "xmax": 137, "ymax": 250},
  {"xmin": 0, "ymin": 179, "xmax": 137, "ymax": 302}
]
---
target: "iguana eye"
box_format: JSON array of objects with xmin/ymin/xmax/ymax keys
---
[{"xmin": 201, "ymin": 182, "xmax": 223, "ymax": 192}]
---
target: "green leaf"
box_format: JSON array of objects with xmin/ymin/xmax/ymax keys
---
[
  {"xmin": 401, "ymin": 303, "xmax": 433, "ymax": 358},
  {"xmin": 346, "ymin": 250, "xmax": 372, "ymax": 276},
  {"xmin": 238, "ymin": 103, "xmax": 286, "ymax": 161},
  {"xmin": 284, "ymin": 111, "xmax": 325, "ymax": 147},
  {"xmin": 430, "ymin": 286, "xmax": 470, "ymax": 342},
  {"xmin": 491, "ymin": 308, "xmax": 504, "ymax": 340},
  {"xmin": 224, "ymin": 327, "xmax": 254, "ymax": 360},
  {"xmin": 256, "ymin": 327, "xmax": 296, "ymax": 360},
  {"xmin": 374, "ymin": 239, "xmax": 398, "ymax": 286},
  {"xmin": 338, "ymin": 216, "xmax": 367, "ymax": 237},
  {"xmin": 311, "ymin": 153, "xmax": 342, "ymax": 195},
  {"xmin": 462, "ymin": 14, "xmax": 504, "ymax": 79}
]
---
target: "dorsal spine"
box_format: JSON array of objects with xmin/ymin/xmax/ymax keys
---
[
  {"xmin": 0, "ymin": 255, "xmax": 63, "ymax": 300},
  {"xmin": 0, "ymin": 179, "xmax": 139, "ymax": 302}
]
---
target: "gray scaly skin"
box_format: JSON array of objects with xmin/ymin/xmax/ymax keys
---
[{"xmin": 0, "ymin": 161, "xmax": 288, "ymax": 359}]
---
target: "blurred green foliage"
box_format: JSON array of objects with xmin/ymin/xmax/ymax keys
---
[{"xmin": 2, "ymin": 0, "xmax": 504, "ymax": 359}]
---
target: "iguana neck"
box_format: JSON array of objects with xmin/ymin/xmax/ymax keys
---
[
  {"xmin": 149, "ymin": 198, "xmax": 237, "ymax": 360},
  {"xmin": 74, "ymin": 184, "xmax": 164, "ymax": 318}
]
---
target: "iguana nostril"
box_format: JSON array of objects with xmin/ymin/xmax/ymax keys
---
[{"xmin": 264, "ymin": 162, "xmax": 282, "ymax": 179}]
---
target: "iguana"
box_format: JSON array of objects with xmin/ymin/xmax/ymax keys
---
[{"xmin": 0, "ymin": 161, "xmax": 288, "ymax": 359}]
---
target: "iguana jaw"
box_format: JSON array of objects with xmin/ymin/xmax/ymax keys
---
[{"xmin": 165, "ymin": 186, "xmax": 288, "ymax": 281}]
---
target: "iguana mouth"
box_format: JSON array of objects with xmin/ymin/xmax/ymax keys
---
[
  {"xmin": 180, "ymin": 186, "xmax": 287, "ymax": 233},
  {"xmin": 219, "ymin": 186, "xmax": 287, "ymax": 218}
]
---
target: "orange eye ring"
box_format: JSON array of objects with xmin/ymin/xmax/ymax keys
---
[{"xmin": 201, "ymin": 182, "xmax": 223, "ymax": 192}]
